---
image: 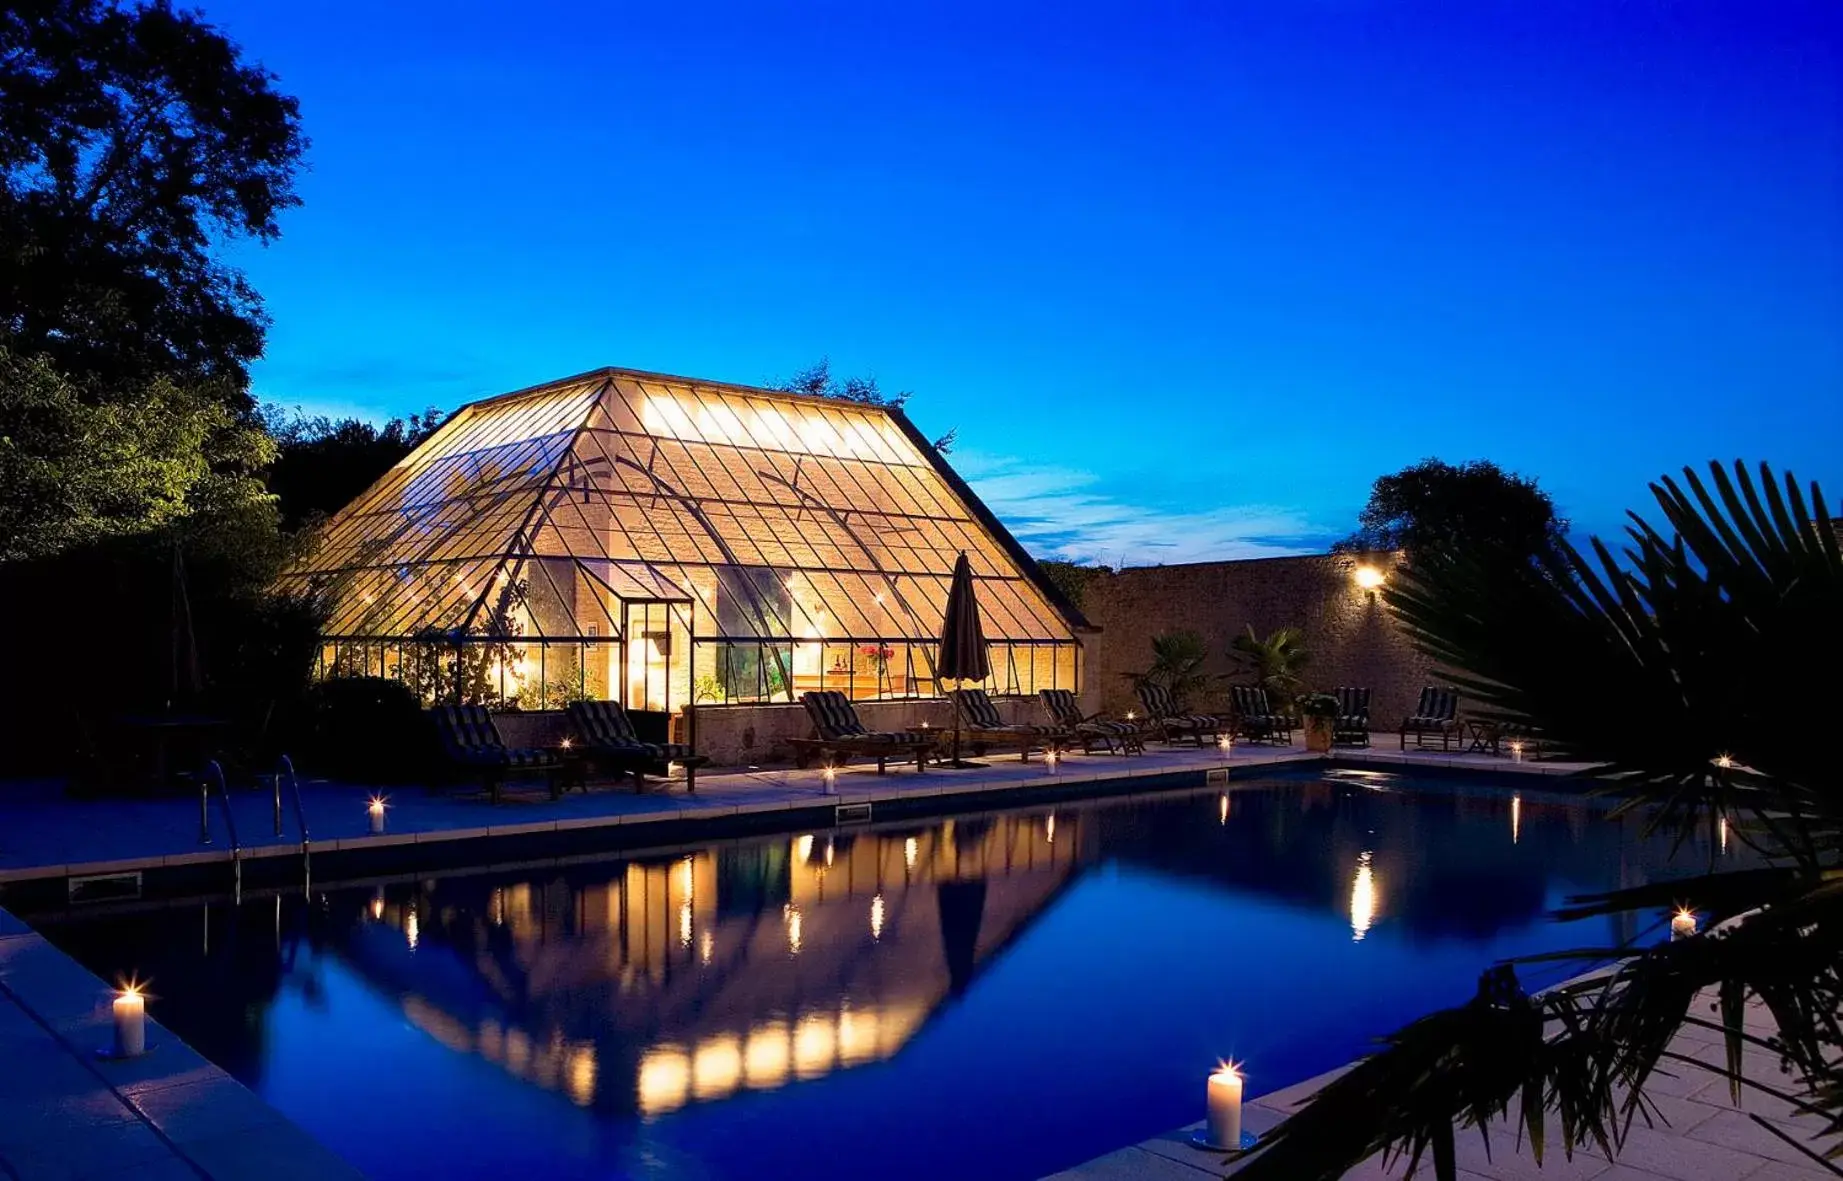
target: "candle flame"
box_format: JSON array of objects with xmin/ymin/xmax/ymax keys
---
[
  {"xmin": 1212, "ymin": 1059, "xmax": 1243, "ymax": 1081},
  {"xmin": 1714, "ymin": 753, "xmax": 1735, "ymax": 770},
  {"xmin": 114, "ymin": 974, "xmax": 149, "ymax": 1000},
  {"xmin": 367, "ymin": 795, "xmax": 388, "ymax": 815}
]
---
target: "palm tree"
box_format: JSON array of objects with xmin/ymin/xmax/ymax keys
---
[
  {"xmin": 1234, "ymin": 461, "xmax": 1843, "ymax": 1181},
  {"xmin": 1125, "ymin": 630, "xmax": 1215, "ymax": 710},
  {"xmin": 1228, "ymin": 625, "xmax": 1311, "ymax": 705}
]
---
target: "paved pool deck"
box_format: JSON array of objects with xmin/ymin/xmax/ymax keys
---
[
  {"xmin": 1049, "ymin": 995, "xmax": 1837, "ymax": 1181},
  {"xmin": 0, "ymin": 741, "xmax": 1585, "ymax": 889}
]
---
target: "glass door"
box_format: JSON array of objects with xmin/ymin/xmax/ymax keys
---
[{"xmin": 623, "ymin": 601, "xmax": 690, "ymax": 712}]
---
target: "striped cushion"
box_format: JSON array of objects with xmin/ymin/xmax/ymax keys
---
[
  {"xmin": 950, "ymin": 687, "xmax": 1007, "ymax": 729},
  {"xmin": 1039, "ymin": 689, "xmax": 1082, "ymax": 727},
  {"xmin": 802, "ymin": 691, "xmax": 868, "ymax": 739},
  {"xmin": 1335, "ymin": 687, "xmax": 1371, "ymax": 718},
  {"xmin": 432, "ymin": 704, "xmax": 501, "ymax": 754},
  {"xmin": 567, "ymin": 700, "xmax": 640, "ymax": 747},
  {"xmin": 1412, "ymin": 687, "xmax": 1459, "ymax": 722},
  {"xmin": 1137, "ymin": 683, "xmax": 1181, "ymax": 718}
]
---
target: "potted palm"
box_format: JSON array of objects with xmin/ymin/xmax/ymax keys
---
[{"xmin": 1295, "ymin": 692, "xmax": 1340, "ymax": 752}]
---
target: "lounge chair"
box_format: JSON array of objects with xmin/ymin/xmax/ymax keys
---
[
  {"xmin": 1229, "ymin": 686, "xmax": 1293, "ymax": 746},
  {"xmin": 428, "ymin": 704, "xmax": 563, "ymax": 804},
  {"xmin": 1038, "ymin": 689, "xmax": 1144, "ymax": 755},
  {"xmin": 1134, "ymin": 683, "xmax": 1223, "ymax": 746},
  {"xmin": 565, "ymin": 700, "xmax": 708, "ymax": 793},
  {"xmin": 1400, "ymin": 687, "xmax": 1461, "ymax": 751},
  {"xmin": 946, "ymin": 688, "xmax": 1066, "ymax": 762},
  {"xmin": 1333, "ymin": 686, "xmax": 1372, "ymax": 747},
  {"xmin": 792, "ymin": 691, "xmax": 935, "ymax": 774}
]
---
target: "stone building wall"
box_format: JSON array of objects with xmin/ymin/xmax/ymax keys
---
[{"xmin": 1075, "ymin": 552, "xmax": 1440, "ymax": 729}]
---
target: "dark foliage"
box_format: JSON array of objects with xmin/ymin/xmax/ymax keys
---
[
  {"xmin": 1236, "ymin": 462, "xmax": 1843, "ymax": 1181},
  {"xmin": 285, "ymin": 676, "xmax": 435, "ymax": 783},
  {"xmin": 1336, "ymin": 458, "xmax": 1567, "ymax": 566},
  {"xmin": 1036, "ymin": 559, "xmax": 1110, "ymax": 611},
  {"xmin": 0, "ymin": 519, "xmax": 322, "ymax": 779},
  {"xmin": 262, "ymin": 407, "xmax": 444, "ymax": 529},
  {"xmin": 769, "ymin": 357, "xmax": 958, "ymax": 452},
  {"xmin": 0, "ymin": 0, "xmax": 306, "ymax": 395}
]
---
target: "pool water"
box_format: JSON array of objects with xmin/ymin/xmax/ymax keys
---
[{"xmin": 35, "ymin": 770, "xmax": 1725, "ymax": 1180}]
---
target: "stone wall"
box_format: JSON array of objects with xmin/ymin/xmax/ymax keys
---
[{"xmin": 1076, "ymin": 552, "xmax": 1439, "ymax": 729}]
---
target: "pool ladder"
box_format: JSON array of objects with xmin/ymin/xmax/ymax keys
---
[{"xmin": 197, "ymin": 755, "xmax": 313, "ymax": 903}]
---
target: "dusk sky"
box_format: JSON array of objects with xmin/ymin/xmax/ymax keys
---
[{"xmin": 216, "ymin": 0, "xmax": 1841, "ymax": 563}]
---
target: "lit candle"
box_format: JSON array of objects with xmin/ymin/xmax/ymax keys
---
[
  {"xmin": 1671, "ymin": 909, "xmax": 1698, "ymax": 940},
  {"xmin": 1508, "ymin": 740, "xmax": 1524, "ymax": 763},
  {"xmin": 1045, "ymin": 749, "xmax": 1060, "ymax": 775},
  {"xmin": 822, "ymin": 765, "xmax": 837, "ymax": 793},
  {"xmin": 113, "ymin": 985, "xmax": 147, "ymax": 1057},
  {"xmin": 367, "ymin": 795, "xmax": 387, "ymax": 834},
  {"xmin": 1206, "ymin": 1063, "xmax": 1244, "ymax": 1149},
  {"xmin": 1217, "ymin": 734, "xmax": 1233, "ymax": 760}
]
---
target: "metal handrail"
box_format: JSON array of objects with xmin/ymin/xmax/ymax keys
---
[
  {"xmin": 204, "ymin": 759, "xmax": 241, "ymax": 904},
  {"xmin": 276, "ymin": 755, "xmax": 312, "ymax": 892}
]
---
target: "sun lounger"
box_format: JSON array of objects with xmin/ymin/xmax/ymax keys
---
[
  {"xmin": 792, "ymin": 691, "xmax": 935, "ymax": 774},
  {"xmin": 1038, "ymin": 689, "xmax": 1144, "ymax": 754},
  {"xmin": 428, "ymin": 704, "xmax": 563, "ymax": 804},
  {"xmin": 565, "ymin": 700, "xmax": 708, "ymax": 793}
]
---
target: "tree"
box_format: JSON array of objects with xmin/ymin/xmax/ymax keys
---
[
  {"xmin": 263, "ymin": 407, "xmax": 444, "ymax": 529},
  {"xmin": 1228, "ymin": 624, "xmax": 1310, "ymax": 703},
  {"xmin": 1236, "ymin": 461, "xmax": 1843, "ymax": 1181},
  {"xmin": 0, "ymin": 0, "xmax": 306, "ymax": 396},
  {"xmin": 770, "ymin": 357, "xmax": 957, "ymax": 452},
  {"xmin": 1123, "ymin": 630, "xmax": 1214, "ymax": 710},
  {"xmin": 0, "ymin": 348, "xmax": 274, "ymax": 559},
  {"xmin": 1337, "ymin": 459, "xmax": 1566, "ymax": 564},
  {"xmin": 1036, "ymin": 559, "xmax": 1110, "ymax": 612}
]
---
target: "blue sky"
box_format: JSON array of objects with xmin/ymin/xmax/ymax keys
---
[{"xmin": 217, "ymin": 0, "xmax": 1842, "ymax": 563}]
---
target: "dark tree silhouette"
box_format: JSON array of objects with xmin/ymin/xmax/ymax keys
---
[
  {"xmin": 770, "ymin": 357, "xmax": 956, "ymax": 452},
  {"xmin": 0, "ymin": 0, "xmax": 306, "ymax": 397},
  {"xmin": 1337, "ymin": 458, "xmax": 1566, "ymax": 563},
  {"xmin": 264, "ymin": 408, "xmax": 445, "ymax": 529}
]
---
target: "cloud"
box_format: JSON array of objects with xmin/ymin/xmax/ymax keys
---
[{"xmin": 956, "ymin": 450, "xmax": 1329, "ymax": 566}]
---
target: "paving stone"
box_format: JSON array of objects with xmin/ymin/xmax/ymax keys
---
[
  {"xmin": 1681, "ymin": 1109, "xmax": 1836, "ymax": 1170},
  {"xmin": 1043, "ymin": 1145, "xmax": 1217, "ymax": 1180},
  {"xmin": 180, "ymin": 1122, "xmax": 364, "ymax": 1181},
  {"xmin": 122, "ymin": 1074, "xmax": 284, "ymax": 1146},
  {"xmin": 0, "ymin": 1119, "xmax": 170, "ymax": 1180},
  {"xmin": 1611, "ymin": 1123, "xmax": 1782, "ymax": 1181}
]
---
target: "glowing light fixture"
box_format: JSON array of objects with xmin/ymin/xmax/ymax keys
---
[
  {"xmin": 1671, "ymin": 908, "xmax": 1699, "ymax": 940},
  {"xmin": 1713, "ymin": 753, "xmax": 1735, "ymax": 770},
  {"xmin": 1353, "ymin": 565, "xmax": 1386, "ymax": 592}
]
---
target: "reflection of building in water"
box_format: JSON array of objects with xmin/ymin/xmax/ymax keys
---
[{"xmin": 349, "ymin": 809, "xmax": 1080, "ymax": 1117}]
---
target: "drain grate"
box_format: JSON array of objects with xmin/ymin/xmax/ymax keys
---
[
  {"xmin": 68, "ymin": 872, "xmax": 143, "ymax": 904},
  {"xmin": 835, "ymin": 802, "xmax": 874, "ymax": 825}
]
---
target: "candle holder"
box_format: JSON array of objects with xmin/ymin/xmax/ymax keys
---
[{"xmin": 1189, "ymin": 1130, "xmax": 1260, "ymax": 1153}]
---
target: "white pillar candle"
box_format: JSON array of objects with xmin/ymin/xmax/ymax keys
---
[
  {"xmin": 368, "ymin": 797, "xmax": 386, "ymax": 834},
  {"xmin": 1671, "ymin": 909, "xmax": 1698, "ymax": 940},
  {"xmin": 1206, "ymin": 1064, "xmax": 1243, "ymax": 1148},
  {"xmin": 113, "ymin": 989, "xmax": 146, "ymax": 1057}
]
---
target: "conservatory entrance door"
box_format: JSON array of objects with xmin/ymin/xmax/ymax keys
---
[{"xmin": 623, "ymin": 600, "xmax": 690, "ymax": 712}]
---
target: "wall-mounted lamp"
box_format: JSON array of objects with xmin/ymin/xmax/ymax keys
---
[{"xmin": 1353, "ymin": 565, "xmax": 1386, "ymax": 593}]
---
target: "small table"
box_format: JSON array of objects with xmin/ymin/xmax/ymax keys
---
[{"xmin": 1464, "ymin": 719, "xmax": 1505, "ymax": 755}]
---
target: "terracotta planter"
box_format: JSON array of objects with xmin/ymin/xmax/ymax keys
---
[{"xmin": 1303, "ymin": 715, "xmax": 1334, "ymax": 753}]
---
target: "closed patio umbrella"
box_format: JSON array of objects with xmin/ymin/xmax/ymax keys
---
[{"xmin": 936, "ymin": 551, "xmax": 990, "ymax": 769}]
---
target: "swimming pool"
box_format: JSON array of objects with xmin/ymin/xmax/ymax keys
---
[{"xmin": 32, "ymin": 769, "xmax": 1724, "ymax": 1180}]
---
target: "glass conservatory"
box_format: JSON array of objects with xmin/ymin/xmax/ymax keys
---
[{"xmin": 280, "ymin": 367, "xmax": 1091, "ymax": 711}]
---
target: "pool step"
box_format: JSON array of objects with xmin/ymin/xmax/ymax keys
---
[
  {"xmin": 835, "ymin": 802, "xmax": 874, "ymax": 825},
  {"xmin": 67, "ymin": 871, "xmax": 143, "ymax": 904}
]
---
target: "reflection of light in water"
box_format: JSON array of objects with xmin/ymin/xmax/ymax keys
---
[
  {"xmin": 824, "ymin": 838, "xmax": 834, "ymax": 868},
  {"xmin": 744, "ymin": 1021, "xmax": 789, "ymax": 1089},
  {"xmin": 870, "ymin": 894, "xmax": 885, "ymax": 940},
  {"xmin": 1219, "ymin": 794, "xmax": 1229, "ymax": 825},
  {"xmin": 795, "ymin": 834, "xmax": 814, "ymax": 864},
  {"xmin": 566, "ymin": 1045, "xmax": 596, "ymax": 1106},
  {"xmin": 692, "ymin": 1035, "xmax": 743, "ymax": 1100},
  {"xmin": 505, "ymin": 1028, "xmax": 530, "ymax": 1073},
  {"xmin": 405, "ymin": 908, "xmax": 419, "ymax": 950},
  {"xmin": 837, "ymin": 1007, "xmax": 879, "ymax": 1064},
  {"xmin": 490, "ymin": 888, "xmax": 504, "ymax": 926},
  {"xmin": 1511, "ymin": 794, "xmax": 1521, "ymax": 845},
  {"xmin": 1719, "ymin": 815, "xmax": 1728, "ymax": 854},
  {"xmin": 904, "ymin": 836, "xmax": 918, "ymax": 871},
  {"xmin": 785, "ymin": 904, "xmax": 803, "ymax": 954},
  {"xmin": 1350, "ymin": 852, "xmax": 1376, "ymax": 942},
  {"xmin": 699, "ymin": 930, "xmax": 714, "ymax": 965},
  {"xmin": 678, "ymin": 857, "xmax": 694, "ymax": 893},
  {"xmin": 638, "ymin": 1047, "xmax": 691, "ymax": 1116},
  {"xmin": 794, "ymin": 1014, "xmax": 836, "ymax": 1078},
  {"xmin": 370, "ymin": 891, "xmax": 384, "ymax": 921},
  {"xmin": 678, "ymin": 902, "xmax": 693, "ymax": 949},
  {"xmin": 1045, "ymin": 812, "xmax": 1056, "ymax": 843}
]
